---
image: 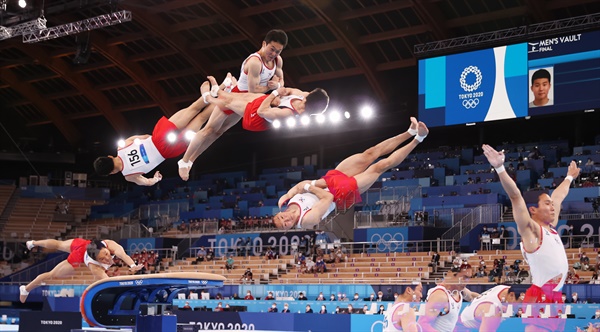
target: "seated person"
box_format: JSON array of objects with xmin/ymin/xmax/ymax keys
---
[
  {"xmin": 240, "ymin": 268, "xmax": 253, "ymax": 282},
  {"xmin": 225, "ymin": 256, "xmax": 234, "ymax": 271}
]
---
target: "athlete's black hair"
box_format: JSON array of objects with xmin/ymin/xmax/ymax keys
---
[
  {"xmin": 531, "ymin": 69, "xmax": 551, "ymax": 85},
  {"xmin": 264, "ymin": 29, "xmax": 288, "ymax": 48},
  {"xmin": 93, "ymin": 157, "xmax": 114, "ymax": 176},
  {"xmin": 86, "ymin": 239, "xmax": 106, "ymax": 261}
]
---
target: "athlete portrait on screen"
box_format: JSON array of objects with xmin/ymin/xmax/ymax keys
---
[{"xmin": 529, "ymin": 68, "xmax": 554, "ymax": 107}]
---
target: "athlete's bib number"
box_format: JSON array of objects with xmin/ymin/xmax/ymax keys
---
[{"xmin": 127, "ymin": 149, "xmax": 142, "ymax": 169}]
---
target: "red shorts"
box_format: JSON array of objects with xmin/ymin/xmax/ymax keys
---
[
  {"xmin": 522, "ymin": 284, "xmax": 565, "ymax": 331},
  {"xmin": 222, "ymin": 86, "xmax": 243, "ymax": 115},
  {"xmin": 242, "ymin": 95, "xmax": 270, "ymax": 132},
  {"xmin": 67, "ymin": 238, "xmax": 91, "ymax": 268},
  {"xmin": 322, "ymin": 170, "xmax": 362, "ymax": 210},
  {"xmin": 151, "ymin": 117, "xmax": 188, "ymax": 159}
]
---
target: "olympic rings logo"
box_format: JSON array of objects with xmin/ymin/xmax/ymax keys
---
[
  {"xmin": 135, "ymin": 280, "xmax": 144, "ymax": 286},
  {"xmin": 459, "ymin": 66, "xmax": 482, "ymax": 92},
  {"xmin": 370, "ymin": 232, "xmax": 405, "ymax": 252},
  {"xmin": 128, "ymin": 242, "xmax": 154, "ymax": 253},
  {"xmin": 462, "ymin": 98, "xmax": 480, "ymax": 109}
]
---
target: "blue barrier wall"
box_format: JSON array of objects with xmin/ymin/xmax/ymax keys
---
[{"xmin": 172, "ymin": 307, "xmax": 600, "ymax": 332}]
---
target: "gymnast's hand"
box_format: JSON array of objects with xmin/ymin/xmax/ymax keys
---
[{"xmin": 129, "ymin": 264, "xmax": 144, "ymax": 273}]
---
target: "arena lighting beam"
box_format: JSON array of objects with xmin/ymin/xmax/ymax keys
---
[{"xmin": 22, "ymin": 10, "xmax": 131, "ymax": 43}]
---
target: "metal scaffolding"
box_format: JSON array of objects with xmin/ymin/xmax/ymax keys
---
[
  {"xmin": 414, "ymin": 13, "xmax": 600, "ymax": 57},
  {"xmin": 0, "ymin": 17, "xmax": 47, "ymax": 41},
  {"xmin": 22, "ymin": 10, "xmax": 131, "ymax": 43}
]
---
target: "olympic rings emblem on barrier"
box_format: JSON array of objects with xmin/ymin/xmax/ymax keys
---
[
  {"xmin": 128, "ymin": 242, "xmax": 154, "ymax": 253},
  {"xmin": 370, "ymin": 232, "xmax": 405, "ymax": 252},
  {"xmin": 135, "ymin": 280, "xmax": 144, "ymax": 286},
  {"xmin": 462, "ymin": 98, "xmax": 480, "ymax": 109},
  {"xmin": 460, "ymin": 65, "xmax": 482, "ymax": 92}
]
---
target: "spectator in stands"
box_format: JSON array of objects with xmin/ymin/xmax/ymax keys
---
[
  {"xmin": 591, "ymin": 273, "xmax": 600, "ymax": 284},
  {"xmin": 376, "ymin": 291, "xmax": 384, "ymax": 302},
  {"xmin": 377, "ymin": 304, "xmax": 385, "ymax": 315},
  {"xmin": 265, "ymin": 291, "xmax": 275, "ymax": 300},
  {"xmin": 195, "ymin": 247, "xmax": 207, "ymax": 264},
  {"xmin": 362, "ymin": 305, "xmax": 369, "ymax": 314},
  {"xmin": 315, "ymin": 292, "xmax": 325, "ymax": 301},
  {"xmin": 305, "ymin": 305, "xmax": 313, "ymax": 313},
  {"xmin": 315, "ymin": 256, "xmax": 327, "ymax": 273},
  {"xmin": 592, "ymin": 310, "xmax": 600, "ymax": 319},
  {"xmin": 232, "ymin": 292, "xmax": 241, "ymax": 300},
  {"xmin": 215, "ymin": 293, "xmax": 223, "ymax": 300},
  {"xmin": 476, "ymin": 260, "xmax": 487, "ymax": 278},
  {"xmin": 240, "ymin": 268, "xmax": 253, "ymax": 283},
  {"xmin": 585, "ymin": 158, "xmax": 595, "ymax": 173},
  {"xmin": 346, "ymin": 304, "xmax": 354, "ymax": 314},
  {"xmin": 334, "ymin": 306, "xmax": 341, "ymax": 314},
  {"xmin": 188, "ymin": 290, "xmax": 197, "ymax": 299},
  {"xmin": 566, "ymin": 267, "xmax": 580, "ymax": 284},
  {"xmin": 580, "ymin": 252, "xmax": 591, "ymax": 271},
  {"xmin": 329, "ymin": 294, "xmax": 336, "ymax": 301},
  {"xmin": 297, "ymin": 292, "xmax": 308, "ymax": 300},
  {"xmin": 265, "ymin": 247, "xmax": 276, "ymax": 260},
  {"xmin": 305, "ymin": 257, "xmax": 316, "ymax": 274},
  {"xmin": 567, "ymin": 292, "xmax": 580, "ymax": 304},
  {"xmin": 319, "ymin": 305, "xmax": 327, "ymax": 314},
  {"xmin": 428, "ymin": 251, "xmax": 440, "ymax": 273},
  {"xmin": 352, "ymin": 293, "xmax": 360, "ymax": 301},
  {"xmin": 244, "ymin": 290, "xmax": 255, "ymax": 300},
  {"xmin": 225, "ymin": 255, "xmax": 234, "ymax": 271},
  {"xmin": 515, "ymin": 307, "xmax": 524, "ymax": 318},
  {"xmin": 274, "ymin": 118, "xmax": 428, "ymax": 230},
  {"xmin": 206, "ymin": 248, "xmax": 214, "ymax": 262},
  {"xmin": 281, "ymin": 303, "xmax": 290, "ymax": 313},
  {"xmin": 19, "ymin": 238, "xmax": 143, "ymax": 303},
  {"xmin": 268, "ymin": 303, "xmax": 278, "ymax": 313},
  {"xmin": 365, "ymin": 293, "xmax": 376, "ymax": 301}
]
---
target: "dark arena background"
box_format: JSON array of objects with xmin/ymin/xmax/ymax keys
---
[{"xmin": 0, "ymin": 1, "xmax": 599, "ymax": 331}]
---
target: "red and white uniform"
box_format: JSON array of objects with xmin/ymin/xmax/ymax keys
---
[
  {"xmin": 241, "ymin": 94, "xmax": 301, "ymax": 132},
  {"xmin": 459, "ymin": 285, "xmax": 510, "ymax": 329},
  {"xmin": 322, "ymin": 170, "xmax": 362, "ymax": 209},
  {"xmin": 521, "ymin": 224, "xmax": 568, "ymax": 294},
  {"xmin": 288, "ymin": 192, "xmax": 335, "ymax": 229},
  {"xmin": 425, "ymin": 285, "xmax": 463, "ymax": 332},
  {"xmin": 383, "ymin": 302, "xmax": 412, "ymax": 332},
  {"xmin": 236, "ymin": 52, "xmax": 278, "ymax": 92},
  {"xmin": 117, "ymin": 137, "xmax": 165, "ymax": 176},
  {"xmin": 118, "ymin": 117, "xmax": 189, "ymax": 176},
  {"xmin": 67, "ymin": 239, "xmax": 112, "ymax": 270}
]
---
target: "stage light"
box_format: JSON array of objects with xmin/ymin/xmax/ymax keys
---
[
  {"xmin": 329, "ymin": 110, "xmax": 341, "ymax": 124},
  {"xmin": 360, "ymin": 106, "xmax": 373, "ymax": 119},
  {"xmin": 344, "ymin": 111, "xmax": 351, "ymax": 119},
  {"xmin": 300, "ymin": 115, "xmax": 310, "ymax": 126},
  {"xmin": 18, "ymin": 0, "xmax": 26, "ymax": 8},
  {"xmin": 117, "ymin": 139, "xmax": 125, "ymax": 148},
  {"xmin": 133, "ymin": 138, "xmax": 141, "ymax": 145},
  {"xmin": 184, "ymin": 130, "xmax": 195, "ymax": 141},
  {"xmin": 315, "ymin": 113, "xmax": 325, "ymax": 124},
  {"xmin": 166, "ymin": 132, "xmax": 177, "ymax": 143},
  {"xmin": 272, "ymin": 119, "xmax": 281, "ymax": 129},
  {"xmin": 286, "ymin": 117, "xmax": 296, "ymax": 128}
]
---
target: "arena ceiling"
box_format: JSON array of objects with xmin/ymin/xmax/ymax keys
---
[{"xmin": 0, "ymin": 0, "xmax": 599, "ymax": 152}]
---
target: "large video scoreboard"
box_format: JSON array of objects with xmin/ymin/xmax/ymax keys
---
[{"xmin": 418, "ymin": 30, "xmax": 600, "ymax": 127}]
